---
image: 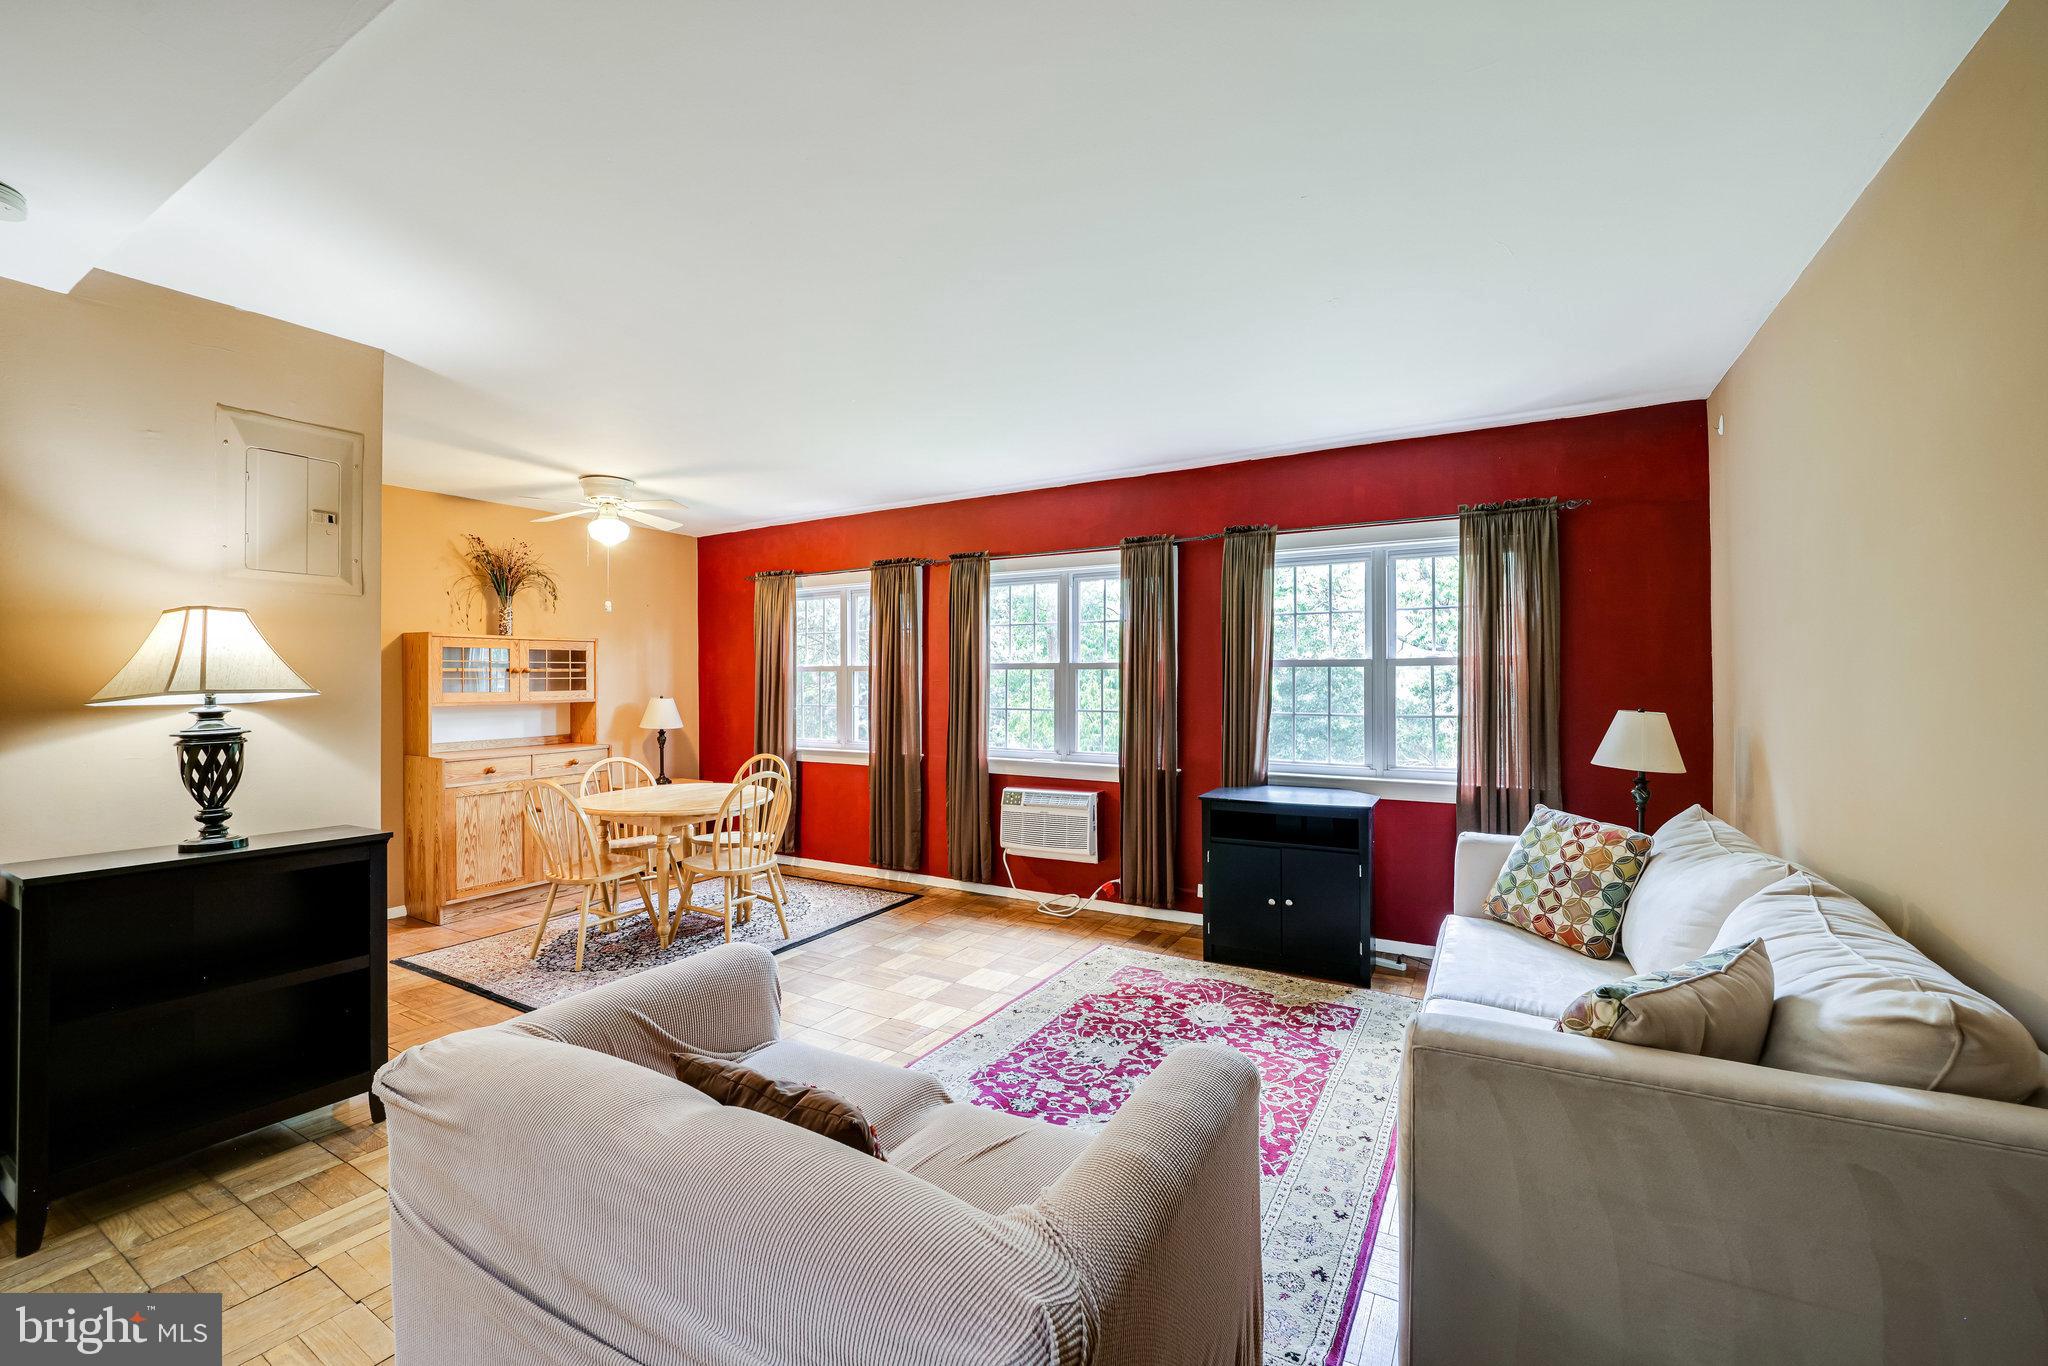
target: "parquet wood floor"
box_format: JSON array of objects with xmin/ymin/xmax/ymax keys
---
[{"xmin": 0, "ymin": 871, "xmax": 1426, "ymax": 1364}]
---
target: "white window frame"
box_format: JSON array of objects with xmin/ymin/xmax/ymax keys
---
[
  {"xmin": 988, "ymin": 550, "xmax": 1122, "ymax": 777},
  {"xmin": 1267, "ymin": 521, "xmax": 1459, "ymax": 802},
  {"xmin": 794, "ymin": 573, "xmax": 871, "ymax": 762}
]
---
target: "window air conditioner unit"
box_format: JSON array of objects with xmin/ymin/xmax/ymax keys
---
[{"xmin": 998, "ymin": 787, "xmax": 1099, "ymax": 862}]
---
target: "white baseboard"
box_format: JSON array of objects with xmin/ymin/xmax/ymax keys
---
[
  {"xmin": 387, "ymin": 904, "xmax": 408, "ymax": 920},
  {"xmin": 776, "ymin": 855, "xmax": 1437, "ymax": 964},
  {"xmin": 778, "ymin": 856, "xmax": 1203, "ymax": 927}
]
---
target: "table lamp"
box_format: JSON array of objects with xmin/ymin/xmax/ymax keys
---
[
  {"xmin": 88, "ymin": 606, "xmax": 317, "ymax": 852},
  {"xmin": 1592, "ymin": 708, "xmax": 1684, "ymax": 832},
  {"xmin": 639, "ymin": 696, "xmax": 684, "ymax": 784}
]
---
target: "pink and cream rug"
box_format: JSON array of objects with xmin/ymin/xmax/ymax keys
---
[{"xmin": 912, "ymin": 945, "xmax": 1415, "ymax": 1365}]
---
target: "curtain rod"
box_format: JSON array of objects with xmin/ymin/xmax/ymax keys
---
[{"xmin": 747, "ymin": 498, "xmax": 1589, "ymax": 578}]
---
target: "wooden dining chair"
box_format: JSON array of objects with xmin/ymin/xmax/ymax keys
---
[
  {"xmin": 671, "ymin": 769, "xmax": 791, "ymax": 943},
  {"xmin": 579, "ymin": 757, "xmax": 666, "ymax": 869},
  {"xmin": 689, "ymin": 752, "xmax": 793, "ymax": 861},
  {"xmin": 523, "ymin": 780, "xmax": 660, "ymax": 971}
]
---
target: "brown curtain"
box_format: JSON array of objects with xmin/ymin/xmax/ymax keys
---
[
  {"xmin": 1219, "ymin": 525, "xmax": 1276, "ymax": 788},
  {"xmin": 1456, "ymin": 501, "xmax": 1562, "ymax": 833},
  {"xmin": 1119, "ymin": 535, "xmax": 1179, "ymax": 908},
  {"xmin": 752, "ymin": 571, "xmax": 800, "ymax": 852},
  {"xmin": 945, "ymin": 553, "xmax": 992, "ymax": 883},
  {"xmin": 868, "ymin": 559, "xmax": 924, "ymax": 871}
]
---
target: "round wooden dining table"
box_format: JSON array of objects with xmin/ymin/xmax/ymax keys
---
[{"xmin": 574, "ymin": 781, "xmax": 745, "ymax": 946}]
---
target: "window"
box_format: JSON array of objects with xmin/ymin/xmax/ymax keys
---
[
  {"xmin": 1269, "ymin": 536, "xmax": 1459, "ymax": 778},
  {"xmin": 989, "ymin": 559, "xmax": 1121, "ymax": 763},
  {"xmin": 795, "ymin": 582, "xmax": 869, "ymax": 750}
]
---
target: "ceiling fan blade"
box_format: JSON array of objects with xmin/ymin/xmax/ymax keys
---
[
  {"xmin": 619, "ymin": 508, "xmax": 685, "ymax": 532},
  {"xmin": 623, "ymin": 498, "xmax": 687, "ymax": 511},
  {"xmin": 530, "ymin": 508, "xmax": 595, "ymax": 523}
]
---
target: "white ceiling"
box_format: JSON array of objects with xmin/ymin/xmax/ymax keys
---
[
  {"xmin": 0, "ymin": 0, "xmax": 392, "ymax": 294},
  {"xmin": 17, "ymin": 2, "xmax": 2007, "ymax": 533}
]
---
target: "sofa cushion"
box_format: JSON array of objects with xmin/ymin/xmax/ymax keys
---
[
  {"xmin": 1556, "ymin": 939, "xmax": 1775, "ymax": 1062},
  {"xmin": 673, "ymin": 1046, "xmax": 884, "ymax": 1157},
  {"xmin": 1428, "ymin": 915, "xmax": 1635, "ymax": 1019},
  {"xmin": 886, "ymin": 1103, "xmax": 1093, "ymax": 1214},
  {"xmin": 1622, "ymin": 805, "xmax": 1791, "ymax": 974},
  {"xmin": 1713, "ymin": 872, "xmax": 2042, "ymax": 1102},
  {"xmin": 744, "ymin": 1038, "xmax": 953, "ymax": 1151},
  {"xmin": 1419, "ymin": 996, "xmax": 1563, "ymax": 1034},
  {"xmin": 1485, "ymin": 805, "xmax": 1651, "ymax": 959}
]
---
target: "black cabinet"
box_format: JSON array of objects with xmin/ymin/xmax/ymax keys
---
[
  {"xmin": 1200, "ymin": 786, "xmax": 1375, "ymax": 984},
  {"xmin": 0, "ymin": 827, "xmax": 390, "ymax": 1255}
]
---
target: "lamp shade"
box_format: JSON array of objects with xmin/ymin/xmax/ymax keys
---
[
  {"xmin": 88, "ymin": 606, "xmax": 316, "ymax": 707},
  {"xmin": 1591, "ymin": 709, "xmax": 1685, "ymax": 774},
  {"xmin": 638, "ymin": 696, "xmax": 683, "ymax": 730}
]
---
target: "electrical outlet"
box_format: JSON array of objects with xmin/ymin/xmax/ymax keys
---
[{"xmin": 1196, "ymin": 882, "xmax": 1204, "ymax": 899}]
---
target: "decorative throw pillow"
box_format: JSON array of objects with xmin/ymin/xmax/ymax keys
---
[
  {"xmin": 1485, "ymin": 805, "xmax": 1652, "ymax": 959},
  {"xmin": 1557, "ymin": 938, "xmax": 1774, "ymax": 1062},
  {"xmin": 672, "ymin": 1047, "xmax": 885, "ymax": 1158},
  {"xmin": 1620, "ymin": 805, "xmax": 1791, "ymax": 974}
]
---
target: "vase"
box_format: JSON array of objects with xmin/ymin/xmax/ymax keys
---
[{"xmin": 497, "ymin": 602, "xmax": 514, "ymax": 636}]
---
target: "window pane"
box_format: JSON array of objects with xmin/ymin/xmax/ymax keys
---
[
  {"xmin": 1394, "ymin": 553, "xmax": 1460, "ymax": 658},
  {"xmin": 852, "ymin": 669, "xmax": 870, "ymax": 745},
  {"xmin": 796, "ymin": 669, "xmax": 838, "ymax": 744},
  {"xmin": 796, "ymin": 596, "xmax": 841, "ymax": 667},
  {"xmin": 990, "ymin": 665, "xmax": 1055, "ymax": 752},
  {"xmin": 1432, "ymin": 554, "xmax": 1460, "ymax": 606},
  {"xmin": 1394, "ymin": 717, "xmax": 1433, "ymax": 767},
  {"xmin": 991, "ymin": 581, "xmax": 1058, "ymax": 663},
  {"xmin": 1268, "ymin": 663, "xmax": 1367, "ymax": 770},
  {"xmin": 1392, "ymin": 661, "xmax": 1458, "ymax": 771},
  {"xmin": 1073, "ymin": 665, "xmax": 1119, "ymax": 754},
  {"xmin": 1075, "ymin": 574, "xmax": 1120, "ymax": 663},
  {"xmin": 851, "ymin": 592, "xmax": 872, "ymax": 665},
  {"xmin": 1274, "ymin": 557, "xmax": 1368, "ymax": 662}
]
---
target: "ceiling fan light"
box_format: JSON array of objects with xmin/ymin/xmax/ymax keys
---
[{"xmin": 588, "ymin": 511, "xmax": 630, "ymax": 546}]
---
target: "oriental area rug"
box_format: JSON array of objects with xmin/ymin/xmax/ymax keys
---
[
  {"xmin": 396, "ymin": 873, "xmax": 917, "ymax": 1012},
  {"xmin": 912, "ymin": 945, "xmax": 1415, "ymax": 1366}
]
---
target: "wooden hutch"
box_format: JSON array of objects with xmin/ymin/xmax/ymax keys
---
[{"xmin": 401, "ymin": 633, "xmax": 611, "ymax": 922}]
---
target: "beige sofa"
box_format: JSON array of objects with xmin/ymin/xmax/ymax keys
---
[
  {"xmin": 374, "ymin": 942, "xmax": 1263, "ymax": 1365},
  {"xmin": 1399, "ymin": 830, "xmax": 2048, "ymax": 1365}
]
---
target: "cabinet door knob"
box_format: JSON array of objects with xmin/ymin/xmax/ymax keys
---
[
  {"xmin": 566, "ymin": 759, "xmax": 579, "ymax": 767},
  {"xmin": 1266, "ymin": 898, "xmax": 1276, "ymax": 906},
  {"xmin": 482, "ymin": 766, "xmax": 496, "ymax": 775},
  {"xmin": 1284, "ymin": 898, "xmax": 1294, "ymax": 906}
]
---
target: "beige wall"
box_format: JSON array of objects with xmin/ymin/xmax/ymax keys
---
[
  {"xmin": 380, "ymin": 486, "xmax": 700, "ymax": 907},
  {"xmin": 0, "ymin": 271, "xmax": 385, "ymax": 863},
  {"xmin": 1710, "ymin": 0, "xmax": 2048, "ymax": 1039}
]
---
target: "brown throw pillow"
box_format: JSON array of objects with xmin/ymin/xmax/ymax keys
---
[{"xmin": 672, "ymin": 1047, "xmax": 884, "ymax": 1159}]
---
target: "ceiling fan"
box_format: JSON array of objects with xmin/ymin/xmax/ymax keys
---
[{"xmin": 529, "ymin": 475, "xmax": 686, "ymax": 545}]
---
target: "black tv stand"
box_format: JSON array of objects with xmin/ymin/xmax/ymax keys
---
[{"xmin": 1199, "ymin": 786, "xmax": 1376, "ymax": 985}]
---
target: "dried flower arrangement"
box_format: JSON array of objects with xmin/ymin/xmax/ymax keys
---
[{"xmin": 451, "ymin": 534, "xmax": 560, "ymax": 635}]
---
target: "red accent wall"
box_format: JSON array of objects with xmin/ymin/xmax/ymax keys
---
[{"xmin": 696, "ymin": 401, "xmax": 1711, "ymax": 947}]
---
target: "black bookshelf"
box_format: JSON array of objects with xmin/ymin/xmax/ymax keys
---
[
  {"xmin": 1200, "ymin": 786, "xmax": 1376, "ymax": 985},
  {"xmin": 0, "ymin": 827, "xmax": 390, "ymax": 1255}
]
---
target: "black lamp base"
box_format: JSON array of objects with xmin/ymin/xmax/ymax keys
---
[
  {"xmin": 1631, "ymin": 772, "xmax": 1651, "ymax": 833},
  {"xmin": 174, "ymin": 695, "xmax": 249, "ymax": 854},
  {"xmin": 180, "ymin": 833, "xmax": 250, "ymax": 853},
  {"xmin": 654, "ymin": 728, "xmax": 673, "ymax": 785}
]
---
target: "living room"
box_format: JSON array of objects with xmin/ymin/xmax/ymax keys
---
[{"xmin": 0, "ymin": 2, "xmax": 2042, "ymax": 1362}]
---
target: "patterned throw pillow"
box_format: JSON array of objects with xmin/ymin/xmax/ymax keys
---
[
  {"xmin": 673, "ymin": 1047, "xmax": 885, "ymax": 1158},
  {"xmin": 1486, "ymin": 805, "xmax": 1651, "ymax": 959},
  {"xmin": 1557, "ymin": 939, "xmax": 1774, "ymax": 1063}
]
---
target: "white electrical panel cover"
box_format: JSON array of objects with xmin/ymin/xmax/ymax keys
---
[{"xmin": 219, "ymin": 407, "xmax": 364, "ymax": 593}]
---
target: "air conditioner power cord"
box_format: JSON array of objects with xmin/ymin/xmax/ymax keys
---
[{"xmin": 1003, "ymin": 848, "xmax": 1118, "ymax": 919}]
